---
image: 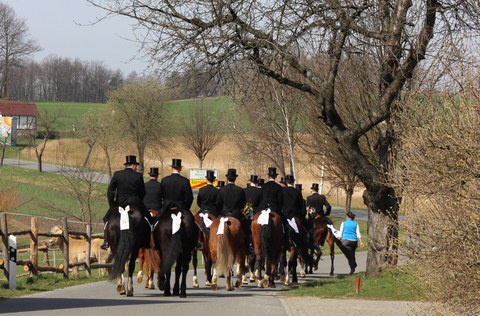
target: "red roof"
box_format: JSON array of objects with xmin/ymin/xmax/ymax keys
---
[{"xmin": 0, "ymin": 101, "xmax": 39, "ymax": 117}]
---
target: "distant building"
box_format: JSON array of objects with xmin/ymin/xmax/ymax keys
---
[{"xmin": 0, "ymin": 101, "xmax": 39, "ymax": 132}]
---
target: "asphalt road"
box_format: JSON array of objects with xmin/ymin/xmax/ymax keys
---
[{"xmin": 0, "ymin": 252, "xmax": 368, "ymax": 316}]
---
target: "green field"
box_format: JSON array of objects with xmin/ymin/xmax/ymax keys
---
[{"xmin": 35, "ymin": 97, "xmax": 234, "ymax": 134}]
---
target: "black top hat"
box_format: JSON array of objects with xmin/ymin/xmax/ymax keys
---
[
  {"xmin": 285, "ymin": 174, "xmax": 295, "ymax": 183},
  {"xmin": 258, "ymin": 179, "xmax": 265, "ymax": 186},
  {"xmin": 267, "ymin": 167, "xmax": 278, "ymax": 177},
  {"xmin": 148, "ymin": 167, "xmax": 159, "ymax": 176},
  {"xmin": 206, "ymin": 170, "xmax": 216, "ymax": 180},
  {"xmin": 249, "ymin": 175, "xmax": 259, "ymax": 183},
  {"xmin": 225, "ymin": 168, "xmax": 238, "ymax": 179},
  {"xmin": 310, "ymin": 183, "xmax": 320, "ymax": 191},
  {"xmin": 295, "ymin": 184, "xmax": 303, "ymax": 191},
  {"xmin": 124, "ymin": 155, "xmax": 139, "ymax": 165},
  {"xmin": 170, "ymin": 158, "xmax": 182, "ymax": 168},
  {"xmin": 279, "ymin": 177, "xmax": 286, "ymax": 184},
  {"xmin": 217, "ymin": 180, "xmax": 225, "ymax": 188}
]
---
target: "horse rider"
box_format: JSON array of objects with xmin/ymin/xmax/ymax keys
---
[
  {"xmin": 101, "ymin": 155, "xmax": 152, "ymax": 250},
  {"xmin": 282, "ymin": 175, "xmax": 305, "ymax": 221},
  {"xmin": 197, "ymin": 170, "xmax": 220, "ymax": 217},
  {"xmin": 158, "ymin": 158, "xmax": 195, "ymax": 221},
  {"xmin": 217, "ymin": 168, "xmax": 250, "ymax": 253},
  {"xmin": 258, "ymin": 167, "xmax": 284, "ymax": 215},
  {"xmin": 306, "ymin": 183, "xmax": 332, "ymax": 220},
  {"xmin": 244, "ymin": 174, "xmax": 262, "ymax": 217},
  {"xmin": 144, "ymin": 167, "xmax": 162, "ymax": 216}
]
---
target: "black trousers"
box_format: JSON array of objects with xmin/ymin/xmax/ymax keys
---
[{"xmin": 338, "ymin": 239, "xmax": 358, "ymax": 271}]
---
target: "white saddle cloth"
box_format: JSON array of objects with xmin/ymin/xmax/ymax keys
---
[
  {"xmin": 257, "ymin": 209, "xmax": 271, "ymax": 226},
  {"xmin": 217, "ymin": 217, "xmax": 229, "ymax": 235},
  {"xmin": 287, "ymin": 218, "xmax": 299, "ymax": 234},
  {"xmin": 171, "ymin": 212, "xmax": 182, "ymax": 234},
  {"xmin": 199, "ymin": 213, "xmax": 213, "ymax": 228},
  {"xmin": 327, "ymin": 224, "xmax": 342, "ymax": 239},
  {"xmin": 119, "ymin": 206, "xmax": 130, "ymax": 231}
]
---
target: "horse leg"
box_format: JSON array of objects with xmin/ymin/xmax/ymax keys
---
[
  {"xmin": 116, "ymin": 274, "xmax": 126, "ymax": 295},
  {"xmin": 289, "ymin": 249, "xmax": 298, "ymax": 284},
  {"xmin": 137, "ymin": 248, "xmax": 144, "ymax": 284},
  {"xmin": 248, "ymin": 253, "xmax": 256, "ymax": 283},
  {"xmin": 329, "ymin": 239, "xmax": 335, "ymax": 276},
  {"xmin": 180, "ymin": 251, "xmax": 191, "ymax": 298},
  {"xmin": 211, "ymin": 267, "xmax": 218, "ymax": 291},
  {"xmin": 205, "ymin": 250, "xmax": 213, "ymax": 286},
  {"xmin": 278, "ymin": 250, "xmax": 286, "ymax": 283},
  {"xmin": 192, "ymin": 249, "xmax": 199, "ymax": 288},
  {"xmin": 164, "ymin": 271, "xmax": 172, "ymax": 296},
  {"xmin": 173, "ymin": 256, "xmax": 182, "ymax": 296},
  {"xmin": 238, "ymin": 254, "xmax": 247, "ymax": 286},
  {"xmin": 126, "ymin": 247, "xmax": 138, "ymax": 297},
  {"xmin": 226, "ymin": 269, "xmax": 233, "ymax": 291}
]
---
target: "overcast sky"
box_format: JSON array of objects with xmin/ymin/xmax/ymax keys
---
[{"xmin": 3, "ymin": 0, "xmax": 149, "ymax": 75}]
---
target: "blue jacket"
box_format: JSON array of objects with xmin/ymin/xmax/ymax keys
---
[{"xmin": 342, "ymin": 219, "xmax": 359, "ymax": 241}]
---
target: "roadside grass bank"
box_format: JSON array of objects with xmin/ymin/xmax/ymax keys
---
[
  {"xmin": 283, "ymin": 266, "xmax": 423, "ymax": 301},
  {"xmin": 0, "ymin": 272, "xmax": 108, "ymax": 299}
]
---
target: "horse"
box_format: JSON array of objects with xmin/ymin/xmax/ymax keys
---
[
  {"xmin": 137, "ymin": 210, "xmax": 159, "ymax": 289},
  {"xmin": 209, "ymin": 216, "xmax": 246, "ymax": 291},
  {"xmin": 153, "ymin": 202, "xmax": 199, "ymax": 298},
  {"xmin": 47, "ymin": 226, "xmax": 110, "ymax": 277},
  {"xmin": 251, "ymin": 209, "xmax": 284, "ymax": 288},
  {"xmin": 278, "ymin": 217, "xmax": 314, "ymax": 285},
  {"xmin": 192, "ymin": 211, "xmax": 217, "ymax": 287},
  {"xmin": 300, "ymin": 215, "xmax": 335, "ymax": 276},
  {"xmin": 105, "ymin": 205, "xmax": 152, "ymax": 296}
]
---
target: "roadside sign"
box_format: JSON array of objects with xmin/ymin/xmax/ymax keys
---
[{"xmin": 189, "ymin": 168, "xmax": 218, "ymax": 189}]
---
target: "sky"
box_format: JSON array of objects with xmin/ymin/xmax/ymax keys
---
[{"xmin": 3, "ymin": 0, "xmax": 149, "ymax": 75}]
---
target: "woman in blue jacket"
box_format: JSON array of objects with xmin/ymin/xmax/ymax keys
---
[{"xmin": 338, "ymin": 211, "xmax": 364, "ymax": 274}]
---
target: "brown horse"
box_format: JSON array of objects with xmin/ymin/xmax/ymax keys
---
[
  {"xmin": 301, "ymin": 215, "xmax": 335, "ymax": 276},
  {"xmin": 209, "ymin": 216, "xmax": 246, "ymax": 291},
  {"xmin": 251, "ymin": 210, "xmax": 284, "ymax": 288},
  {"xmin": 192, "ymin": 211, "xmax": 217, "ymax": 287}
]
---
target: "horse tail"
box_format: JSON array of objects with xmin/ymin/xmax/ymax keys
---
[
  {"xmin": 261, "ymin": 217, "xmax": 272, "ymax": 261},
  {"xmin": 110, "ymin": 229, "xmax": 133, "ymax": 280},
  {"xmin": 215, "ymin": 220, "xmax": 234, "ymax": 276},
  {"xmin": 159, "ymin": 229, "xmax": 182, "ymax": 276}
]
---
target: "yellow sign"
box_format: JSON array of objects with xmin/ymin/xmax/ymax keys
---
[{"xmin": 0, "ymin": 115, "xmax": 13, "ymax": 144}]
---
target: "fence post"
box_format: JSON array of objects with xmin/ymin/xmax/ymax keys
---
[
  {"xmin": 1, "ymin": 212, "xmax": 8, "ymax": 280},
  {"xmin": 85, "ymin": 223, "xmax": 91, "ymax": 277},
  {"xmin": 8, "ymin": 235, "xmax": 17, "ymax": 289},
  {"xmin": 30, "ymin": 217, "xmax": 38, "ymax": 275},
  {"xmin": 62, "ymin": 217, "xmax": 69, "ymax": 278}
]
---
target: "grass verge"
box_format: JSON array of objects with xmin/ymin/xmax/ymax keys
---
[
  {"xmin": 283, "ymin": 266, "xmax": 423, "ymax": 301},
  {"xmin": 0, "ymin": 272, "xmax": 108, "ymax": 299}
]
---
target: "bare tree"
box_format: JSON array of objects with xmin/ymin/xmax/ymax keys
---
[
  {"xmin": 0, "ymin": 3, "xmax": 41, "ymax": 98},
  {"xmin": 107, "ymin": 79, "xmax": 167, "ymax": 173},
  {"xmin": 26, "ymin": 109, "xmax": 62, "ymax": 172},
  {"xmin": 180, "ymin": 103, "xmax": 223, "ymax": 168},
  {"xmin": 89, "ymin": 0, "xmax": 480, "ymax": 275}
]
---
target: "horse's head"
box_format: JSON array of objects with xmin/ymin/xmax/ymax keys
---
[{"xmin": 47, "ymin": 225, "xmax": 64, "ymax": 248}]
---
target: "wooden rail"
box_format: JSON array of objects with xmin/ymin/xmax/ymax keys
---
[{"xmin": 0, "ymin": 213, "xmax": 111, "ymax": 280}]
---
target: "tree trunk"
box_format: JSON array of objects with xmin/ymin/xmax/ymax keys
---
[
  {"xmin": 0, "ymin": 144, "xmax": 5, "ymax": 166},
  {"xmin": 82, "ymin": 144, "xmax": 95, "ymax": 168},
  {"xmin": 345, "ymin": 185, "xmax": 353, "ymax": 212},
  {"xmin": 363, "ymin": 186, "xmax": 399, "ymax": 275},
  {"xmin": 138, "ymin": 145, "xmax": 145, "ymax": 175},
  {"xmin": 104, "ymin": 148, "xmax": 112, "ymax": 179},
  {"xmin": 37, "ymin": 155, "xmax": 43, "ymax": 172}
]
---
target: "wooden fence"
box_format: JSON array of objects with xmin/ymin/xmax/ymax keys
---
[{"xmin": 0, "ymin": 213, "xmax": 111, "ymax": 280}]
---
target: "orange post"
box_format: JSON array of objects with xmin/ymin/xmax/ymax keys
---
[{"xmin": 355, "ymin": 276, "xmax": 361, "ymax": 294}]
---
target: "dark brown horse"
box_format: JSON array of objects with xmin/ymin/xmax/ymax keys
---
[
  {"xmin": 105, "ymin": 205, "xmax": 152, "ymax": 296},
  {"xmin": 279, "ymin": 216, "xmax": 314, "ymax": 285},
  {"xmin": 153, "ymin": 202, "xmax": 199, "ymax": 298},
  {"xmin": 137, "ymin": 210, "xmax": 159, "ymax": 289},
  {"xmin": 192, "ymin": 211, "xmax": 217, "ymax": 287},
  {"xmin": 209, "ymin": 216, "xmax": 246, "ymax": 291},
  {"xmin": 301, "ymin": 215, "xmax": 335, "ymax": 276},
  {"xmin": 251, "ymin": 210, "xmax": 284, "ymax": 288}
]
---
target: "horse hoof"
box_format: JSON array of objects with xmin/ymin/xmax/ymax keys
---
[
  {"xmin": 269, "ymin": 282, "xmax": 276, "ymax": 288},
  {"xmin": 126, "ymin": 291, "xmax": 133, "ymax": 297},
  {"xmin": 300, "ymin": 272, "xmax": 306, "ymax": 278},
  {"xmin": 180, "ymin": 293, "xmax": 187, "ymax": 298},
  {"xmin": 211, "ymin": 284, "xmax": 218, "ymax": 291},
  {"xmin": 173, "ymin": 289, "xmax": 179, "ymax": 296},
  {"xmin": 205, "ymin": 280, "xmax": 211, "ymax": 287},
  {"xmin": 148, "ymin": 284, "xmax": 155, "ymax": 290},
  {"xmin": 227, "ymin": 287, "xmax": 234, "ymax": 291},
  {"xmin": 249, "ymin": 277, "xmax": 255, "ymax": 283},
  {"xmin": 241, "ymin": 276, "xmax": 248, "ymax": 285},
  {"xmin": 164, "ymin": 291, "xmax": 171, "ymax": 297},
  {"xmin": 137, "ymin": 271, "xmax": 143, "ymax": 283},
  {"xmin": 235, "ymin": 280, "xmax": 242, "ymax": 288},
  {"xmin": 159, "ymin": 279, "xmax": 166, "ymax": 291},
  {"xmin": 193, "ymin": 276, "xmax": 199, "ymax": 288}
]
